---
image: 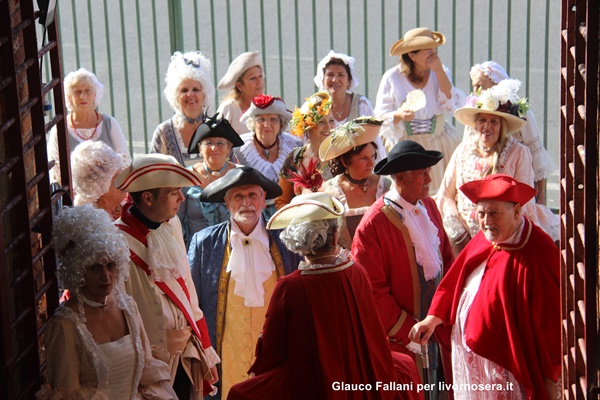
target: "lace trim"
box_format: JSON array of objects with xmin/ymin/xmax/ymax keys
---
[
  {"xmin": 299, "ymin": 249, "xmax": 352, "ymax": 273},
  {"xmin": 203, "ymin": 346, "xmax": 221, "ymax": 369},
  {"xmin": 238, "ymin": 133, "xmax": 298, "ymax": 182},
  {"xmin": 55, "ymin": 293, "xmax": 145, "ymax": 396}
]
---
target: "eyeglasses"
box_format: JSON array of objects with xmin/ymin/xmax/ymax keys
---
[
  {"xmin": 255, "ymin": 116, "xmax": 281, "ymax": 126},
  {"xmin": 200, "ymin": 140, "xmax": 228, "ymax": 149}
]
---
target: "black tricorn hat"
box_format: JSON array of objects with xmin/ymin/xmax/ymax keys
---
[
  {"xmin": 374, "ymin": 140, "xmax": 443, "ymax": 175},
  {"xmin": 199, "ymin": 166, "xmax": 282, "ymax": 203},
  {"xmin": 188, "ymin": 113, "xmax": 244, "ymax": 154}
]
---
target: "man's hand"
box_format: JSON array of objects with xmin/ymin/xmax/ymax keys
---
[
  {"xmin": 409, "ymin": 315, "xmax": 443, "ymax": 345},
  {"xmin": 208, "ymin": 365, "xmax": 219, "ymax": 385}
]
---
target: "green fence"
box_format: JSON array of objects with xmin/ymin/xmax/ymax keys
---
[{"xmin": 41, "ymin": 0, "xmax": 560, "ymax": 206}]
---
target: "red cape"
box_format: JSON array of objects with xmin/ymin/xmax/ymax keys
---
[
  {"xmin": 228, "ymin": 260, "xmax": 422, "ymax": 400},
  {"xmin": 429, "ymin": 218, "xmax": 561, "ymax": 399}
]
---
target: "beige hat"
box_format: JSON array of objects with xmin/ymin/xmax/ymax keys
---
[
  {"xmin": 217, "ymin": 51, "xmax": 263, "ymax": 91},
  {"xmin": 115, "ymin": 154, "xmax": 202, "ymax": 192},
  {"xmin": 319, "ymin": 117, "xmax": 383, "ymax": 161},
  {"xmin": 454, "ymin": 79, "xmax": 528, "ymax": 134},
  {"xmin": 239, "ymin": 94, "xmax": 292, "ymax": 124},
  {"xmin": 266, "ymin": 192, "xmax": 344, "ymax": 230},
  {"xmin": 389, "ymin": 27, "xmax": 445, "ymax": 57}
]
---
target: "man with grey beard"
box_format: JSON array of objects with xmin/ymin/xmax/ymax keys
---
[{"xmin": 187, "ymin": 166, "xmax": 301, "ymax": 399}]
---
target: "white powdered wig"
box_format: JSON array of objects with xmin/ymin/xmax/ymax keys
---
[{"xmin": 71, "ymin": 141, "xmax": 127, "ymax": 206}]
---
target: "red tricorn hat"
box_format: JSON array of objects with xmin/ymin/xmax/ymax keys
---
[{"xmin": 459, "ymin": 174, "xmax": 536, "ymax": 206}]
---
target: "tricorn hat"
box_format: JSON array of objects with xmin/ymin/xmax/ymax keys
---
[
  {"xmin": 459, "ymin": 174, "xmax": 536, "ymax": 206},
  {"xmin": 266, "ymin": 192, "xmax": 344, "ymax": 230},
  {"xmin": 374, "ymin": 140, "xmax": 443, "ymax": 175},
  {"xmin": 200, "ymin": 166, "xmax": 282, "ymax": 203},
  {"xmin": 115, "ymin": 154, "xmax": 202, "ymax": 192},
  {"xmin": 188, "ymin": 113, "xmax": 244, "ymax": 154},
  {"xmin": 389, "ymin": 27, "xmax": 445, "ymax": 57}
]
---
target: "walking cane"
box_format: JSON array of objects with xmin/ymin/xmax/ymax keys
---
[{"xmin": 420, "ymin": 344, "xmax": 431, "ymax": 400}]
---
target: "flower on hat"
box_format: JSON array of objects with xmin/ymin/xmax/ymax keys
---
[
  {"xmin": 252, "ymin": 94, "xmax": 280, "ymax": 109},
  {"xmin": 291, "ymin": 92, "xmax": 332, "ymax": 137},
  {"xmin": 467, "ymin": 79, "xmax": 529, "ymax": 118}
]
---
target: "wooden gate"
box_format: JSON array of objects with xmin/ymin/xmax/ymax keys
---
[{"xmin": 559, "ymin": 0, "xmax": 599, "ymax": 398}]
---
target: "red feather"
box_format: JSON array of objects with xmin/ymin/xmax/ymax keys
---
[{"xmin": 286, "ymin": 157, "xmax": 324, "ymax": 193}]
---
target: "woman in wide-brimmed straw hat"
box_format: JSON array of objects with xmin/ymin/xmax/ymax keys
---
[
  {"xmin": 465, "ymin": 60, "xmax": 556, "ymax": 205},
  {"xmin": 319, "ymin": 117, "xmax": 391, "ymax": 244},
  {"xmin": 374, "ymin": 27, "xmax": 465, "ymax": 195},
  {"xmin": 228, "ymin": 192, "xmax": 422, "ymax": 400},
  {"xmin": 436, "ymin": 79, "xmax": 559, "ymax": 255},
  {"xmin": 274, "ymin": 91, "xmax": 336, "ymax": 210},
  {"xmin": 216, "ymin": 51, "xmax": 265, "ymax": 135},
  {"xmin": 150, "ymin": 51, "xmax": 216, "ymax": 167}
]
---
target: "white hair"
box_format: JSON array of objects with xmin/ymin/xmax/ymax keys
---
[
  {"xmin": 52, "ymin": 205, "xmax": 130, "ymax": 296},
  {"xmin": 71, "ymin": 141, "xmax": 127, "ymax": 206},
  {"xmin": 163, "ymin": 51, "xmax": 215, "ymax": 115},
  {"xmin": 280, "ymin": 219, "xmax": 338, "ymax": 256},
  {"xmin": 64, "ymin": 68, "xmax": 104, "ymax": 112},
  {"xmin": 245, "ymin": 115, "xmax": 289, "ymax": 134}
]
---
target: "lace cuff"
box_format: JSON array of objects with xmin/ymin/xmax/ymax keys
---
[
  {"xmin": 379, "ymin": 116, "xmax": 407, "ymax": 148},
  {"xmin": 203, "ymin": 346, "xmax": 221, "ymax": 368},
  {"xmin": 437, "ymin": 86, "xmax": 465, "ymax": 113},
  {"xmin": 443, "ymin": 214, "xmax": 467, "ymax": 242}
]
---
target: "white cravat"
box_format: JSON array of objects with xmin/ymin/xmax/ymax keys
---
[
  {"xmin": 146, "ymin": 222, "xmax": 188, "ymax": 282},
  {"xmin": 227, "ymin": 216, "xmax": 275, "ymax": 307},
  {"xmin": 386, "ymin": 189, "xmax": 442, "ymax": 280}
]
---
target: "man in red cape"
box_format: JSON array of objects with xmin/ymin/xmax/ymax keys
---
[{"xmin": 410, "ymin": 174, "xmax": 561, "ymax": 399}]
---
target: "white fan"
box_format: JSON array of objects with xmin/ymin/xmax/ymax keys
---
[{"xmin": 399, "ymin": 89, "xmax": 426, "ymax": 113}]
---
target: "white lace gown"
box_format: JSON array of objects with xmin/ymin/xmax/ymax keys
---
[{"xmin": 374, "ymin": 65, "xmax": 465, "ymax": 194}]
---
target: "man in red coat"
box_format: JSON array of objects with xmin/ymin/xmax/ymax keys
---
[
  {"xmin": 352, "ymin": 140, "xmax": 454, "ymax": 395},
  {"xmin": 410, "ymin": 174, "xmax": 561, "ymax": 399}
]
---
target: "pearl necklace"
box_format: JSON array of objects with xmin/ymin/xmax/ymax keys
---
[
  {"xmin": 71, "ymin": 111, "xmax": 100, "ymax": 141},
  {"xmin": 202, "ymin": 161, "xmax": 228, "ymax": 178},
  {"xmin": 478, "ymin": 142, "xmax": 497, "ymax": 152}
]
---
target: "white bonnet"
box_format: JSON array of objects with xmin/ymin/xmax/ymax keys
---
[
  {"xmin": 163, "ymin": 51, "xmax": 215, "ymax": 114},
  {"xmin": 470, "ymin": 61, "xmax": 510, "ymax": 84},
  {"xmin": 313, "ymin": 50, "xmax": 359, "ymax": 91},
  {"xmin": 71, "ymin": 141, "xmax": 127, "ymax": 206},
  {"xmin": 64, "ymin": 68, "xmax": 104, "ymax": 112}
]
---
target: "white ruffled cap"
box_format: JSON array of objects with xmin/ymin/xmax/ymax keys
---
[
  {"xmin": 313, "ymin": 50, "xmax": 359, "ymax": 91},
  {"xmin": 470, "ymin": 61, "xmax": 510, "ymax": 84}
]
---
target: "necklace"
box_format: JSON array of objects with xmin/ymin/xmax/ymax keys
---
[
  {"xmin": 202, "ymin": 161, "xmax": 228, "ymax": 178},
  {"xmin": 71, "ymin": 111, "xmax": 100, "ymax": 141},
  {"xmin": 254, "ymin": 135, "xmax": 279, "ymax": 159},
  {"xmin": 81, "ymin": 293, "xmax": 108, "ymax": 308},
  {"xmin": 332, "ymin": 95, "xmax": 348, "ymax": 119},
  {"xmin": 180, "ymin": 112, "xmax": 204, "ymax": 125},
  {"xmin": 344, "ymin": 173, "xmax": 369, "ymax": 193},
  {"xmin": 478, "ymin": 142, "xmax": 497, "ymax": 152}
]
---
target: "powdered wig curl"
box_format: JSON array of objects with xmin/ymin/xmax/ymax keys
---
[
  {"xmin": 64, "ymin": 68, "xmax": 104, "ymax": 112},
  {"xmin": 279, "ymin": 218, "xmax": 338, "ymax": 256},
  {"xmin": 71, "ymin": 141, "xmax": 127, "ymax": 206},
  {"xmin": 52, "ymin": 205, "xmax": 130, "ymax": 295},
  {"xmin": 163, "ymin": 51, "xmax": 215, "ymax": 115}
]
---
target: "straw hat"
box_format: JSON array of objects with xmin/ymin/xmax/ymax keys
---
[
  {"xmin": 239, "ymin": 94, "xmax": 292, "ymax": 124},
  {"xmin": 217, "ymin": 51, "xmax": 263, "ymax": 91},
  {"xmin": 454, "ymin": 79, "xmax": 528, "ymax": 134},
  {"xmin": 319, "ymin": 117, "xmax": 382, "ymax": 161},
  {"xmin": 266, "ymin": 192, "xmax": 344, "ymax": 230},
  {"xmin": 459, "ymin": 174, "xmax": 536, "ymax": 206},
  {"xmin": 115, "ymin": 154, "xmax": 202, "ymax": 192},
  {"xmin": 200, "ymin": 166, "xmax": 282, "ymax": 203},
  {"xmin": 389, "ymin": 27, "xmax": 445, "ymax": 57},
  {"xmin": 290, "ymin": 91, "xmax": 332, "ymax": 137},
  {"xmin": 188, "ymin": 113, "xmax": 244, "ymax": 154},
  {"xmin": 374, "ymin": 140, "xmax": 443, "ymax": 175}
]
